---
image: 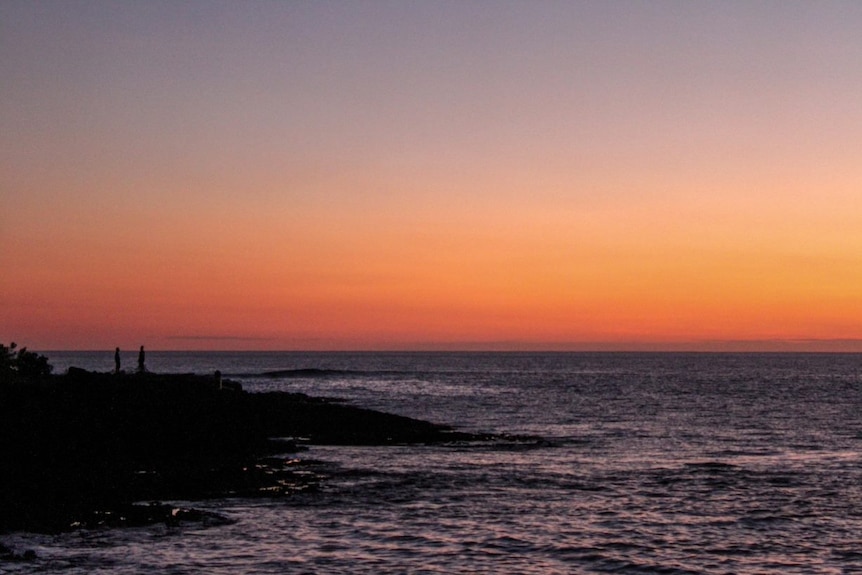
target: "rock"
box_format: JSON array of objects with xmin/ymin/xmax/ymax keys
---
[{"xmin": 0, "ymin": 368, "xmax": 478, "ymax": 533}]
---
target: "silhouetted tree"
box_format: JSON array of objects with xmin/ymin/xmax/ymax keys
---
[
  {"xmin": 0, "ymin": 342, "xmax": 15, "ymax": 377},
  {"xmin": 0, "ymin": 342, "xmax": 53, "ymax": 383}
]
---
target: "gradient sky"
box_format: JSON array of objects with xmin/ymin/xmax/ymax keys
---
[{"xmin": 2, "ymin": 1, "xmax": 862, "ymax": 351}]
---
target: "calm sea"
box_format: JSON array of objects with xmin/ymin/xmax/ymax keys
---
[{"xmin": 4, "ymin": 352, "xmax": 862, "ymax": 574}]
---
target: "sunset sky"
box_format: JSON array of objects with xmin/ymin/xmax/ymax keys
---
[{"xmin": 2, "ymin": 1, "xmax": 862, "ymax": 351}]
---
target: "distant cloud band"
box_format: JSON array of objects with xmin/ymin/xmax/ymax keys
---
[{"xmin": 166, "ymin": 336, "xmax": 273, "ymax": 341}]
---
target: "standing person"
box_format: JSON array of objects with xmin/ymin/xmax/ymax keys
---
[
  {"xmin": 137, "ymin": 345, "xmax": 146, "ymax": 374},
  {"xmin": 114, "ymin": 347, "xmax": 121, "ymax": 374}
]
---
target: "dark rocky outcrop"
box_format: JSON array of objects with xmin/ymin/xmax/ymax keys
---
[{"xmin": 0, "ymin": 369, "xmax": 475, "ymax": 533}]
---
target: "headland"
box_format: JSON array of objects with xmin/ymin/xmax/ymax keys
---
[{"xmin": 0, "ymin": 366, "xmax": 476, "ymax": 534}]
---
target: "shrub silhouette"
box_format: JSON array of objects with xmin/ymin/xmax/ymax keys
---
[{"xmin": 0, "ymin": 342, "xmax": 53, "ymax": 383}]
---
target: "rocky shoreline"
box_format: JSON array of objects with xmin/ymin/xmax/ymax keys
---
[{"xmin": 0, "ymin": 368, "xmax": 477, "ymax": 534}]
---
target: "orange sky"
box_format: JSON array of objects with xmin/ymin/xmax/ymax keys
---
[{"xmin": 2, "ymin": 2, "xmax": 862, "ymax": 351}]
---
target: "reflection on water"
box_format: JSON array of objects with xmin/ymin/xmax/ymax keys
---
[{"xmin": 6, "ymin": 353, "xmax": 862, "ymax": 573}]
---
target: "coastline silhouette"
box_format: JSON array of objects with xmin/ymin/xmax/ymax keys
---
[{"xmin": 0, "ymin": 344, "xmax": 477, "ymax": 533}]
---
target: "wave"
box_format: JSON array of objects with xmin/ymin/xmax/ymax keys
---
[
  {"xmin": 229, "ymin": 368, "xmax": 367, "ymax": 379},
  {"xmin": 234, "ymin": 368, "xmax": 419, "ymax": 379}
]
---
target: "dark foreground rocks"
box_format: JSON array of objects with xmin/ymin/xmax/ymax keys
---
[{"xmin": 0, "ymin": 369, "xmax": 474, "ymax": 533}]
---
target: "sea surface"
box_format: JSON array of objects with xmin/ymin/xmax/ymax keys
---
[{"xmin": 3, "ymin": 352, "xmax": 862, "ymax": 574}]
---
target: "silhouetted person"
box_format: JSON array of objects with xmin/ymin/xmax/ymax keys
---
[
  {"xmin": 114, "ymin": 347, "xmax": 121, "ymax": 374},
  {"xmin": 215, "ymin": 369, "xmax": 222, "ymax": 389},
  {"xmin": 137, "ymin": 346, "xmax": 146, "ymax": 374}
]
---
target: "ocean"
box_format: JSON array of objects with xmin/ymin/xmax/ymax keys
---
[{"xmin": 3, "ymin": 352, "xmax": 861, "ymax": 574}]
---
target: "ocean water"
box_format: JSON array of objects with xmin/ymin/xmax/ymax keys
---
[{"xmin": 4, "ymin": 352, "xmax": 862, "ymax": 574}]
